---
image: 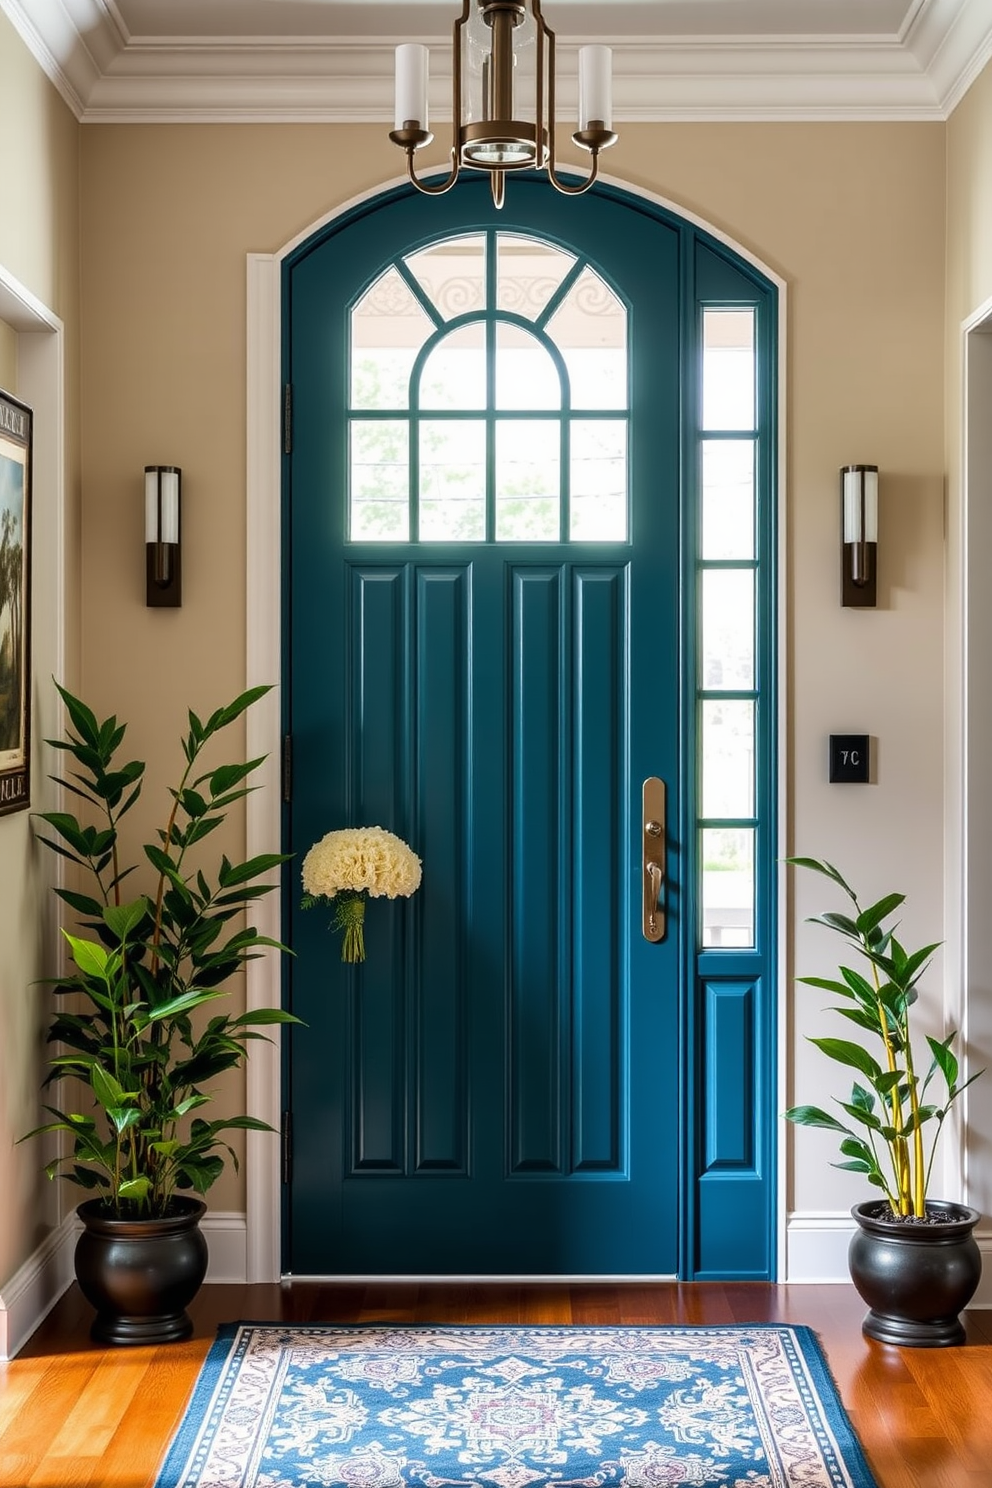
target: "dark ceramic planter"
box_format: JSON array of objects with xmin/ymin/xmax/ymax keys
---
[
  {"xmin": 74, "ymin": 1197, "xmax": 208, "ymax": 1346},
  {"xmin": 849, "ymin": 1199, "xmax": 982, "ymax": 1347}
]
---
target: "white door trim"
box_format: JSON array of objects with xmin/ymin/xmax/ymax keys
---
[
  {"xmin": 944, "ymin": 293, "xmax": 992, "ymax": 1227},
  {"xmin": 244, "ymin": 173, "xmax": 788, "ymax": 1282}
]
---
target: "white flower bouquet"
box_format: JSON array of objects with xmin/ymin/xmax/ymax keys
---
[{"xmin": 301, "ymin": 826, "xmax": 422, "ymax": 962}]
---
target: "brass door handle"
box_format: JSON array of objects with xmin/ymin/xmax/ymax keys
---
[{"xmin": 642, "ymin": 777, "xmax": 666, "ymax": 941}]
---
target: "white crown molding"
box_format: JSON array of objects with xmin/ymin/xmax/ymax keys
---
[
  {"xmin": 78, "ymin": 39, "xmax": 944, "ymax": 124},
  {"xmin": 2, "ymin": 0, "xmax": 989, "ymax": 123},
  {"xmin": 905, "ymin": 0, "xmax": 992, "ymax": 112}
]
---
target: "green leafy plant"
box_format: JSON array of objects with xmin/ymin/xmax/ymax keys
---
[
  {"xmin": 785, "ymin": 857, "xmax": 982, "ymax": 1218},
  {"xmin": 23, "ymin": 682, "xmax": 299, "ymax": 1218}
]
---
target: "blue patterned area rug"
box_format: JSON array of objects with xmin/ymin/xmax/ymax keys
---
[{"xmin": 154, "ymin": 1323, "xmax": 878, "ymax": 1488}]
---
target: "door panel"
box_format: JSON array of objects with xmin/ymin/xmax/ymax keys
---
[{"xmin": 285, "ymin": 175, "xmax": 775, "ymax": 1277}]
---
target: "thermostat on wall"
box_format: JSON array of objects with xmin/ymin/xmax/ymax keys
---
[{"xmin": 829, "ymin": 734, "xmax": 870, "ymax": 784}]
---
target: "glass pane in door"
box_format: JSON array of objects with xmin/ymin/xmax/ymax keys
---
[
  {"xmin": 495, "ymin": 420, "xmax": 560, "ymax": 540},
  {"xmin": 420, "ymin": 420, "xmax": 487, "ymax": 541}
]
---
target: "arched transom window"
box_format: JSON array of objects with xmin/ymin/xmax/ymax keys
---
[{"xmin": 348, "ymin": 232, "xmax": 628, "ymax": 543}]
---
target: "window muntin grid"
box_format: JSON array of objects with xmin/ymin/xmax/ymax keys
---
[{"xmin": 347, "ymin": 231, "xmax": 629, "ymax": 543}]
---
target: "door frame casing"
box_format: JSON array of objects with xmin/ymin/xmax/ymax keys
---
[
  {"xmin": 945, "ymin": 295, "xmax": 992, "ymax": 1247},
  {"xmin": 243, "ymin": 173, "xmax": 788, "ymax": 1284}
]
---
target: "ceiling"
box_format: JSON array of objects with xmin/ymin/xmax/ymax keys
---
[{"xmin": 2, "ymin": 0, "xmax": 990, "ymax": 122}]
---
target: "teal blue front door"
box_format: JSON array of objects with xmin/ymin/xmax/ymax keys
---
[{"xmin": 284, "ymin": 176, "xmax": 778, "ymax": 1277}]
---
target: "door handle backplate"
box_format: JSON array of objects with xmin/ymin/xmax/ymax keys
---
[{"xmin": 642, "ymin": 776, "xmax": 666, "ymax": 942}]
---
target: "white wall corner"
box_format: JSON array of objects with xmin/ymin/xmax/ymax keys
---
[
  {"xmin": 0, "ymin": 1213, "xmax": 78, "ymax": 1361},
  {"xmin": 202, "ymin": 1210, "xmax": 248, "ymax": 1285},
  {"xmin": 0, "ymin": 0, "xmax": 122, "ymax": 120},
  {"xmin": 0, "ymin": 264, "xmax": 67, "ymax": 1364},
  {"xmin": 0, "ymin": 1208, "xmax": 248, "ymax": 1360}
]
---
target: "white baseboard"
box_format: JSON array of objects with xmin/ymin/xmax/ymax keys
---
[
  {"xmin": 0, "ymin": 1213, "xmax": 78, "ymax": 1361},
  {"xmin": 9, "ymin": 1209, "xmax": 990, "ymax": 1356},
  {"xmin": 786, "ymin": 1210, "xmax": 992, "ymax": 1307},
  {"xmin": 785, "ymin": 1211, "xmax": 856, "ymax": 1283},
  {"xmin": 0, "ymin": 1208, "xmax": 248, "ymax": 1359}
]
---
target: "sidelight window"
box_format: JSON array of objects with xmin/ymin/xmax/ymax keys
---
[{"xmin": 698, "ymin": 307, "xmax": 761, "ymax": 949}]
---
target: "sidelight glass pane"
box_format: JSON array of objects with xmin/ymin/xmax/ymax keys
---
[
  {"xmin": 350, "ymin": 420, "xmax": 409, "ymax": 540},
  {"xmin": 419, "ymin": 420, "xmax": 486, "ymax": 541},
  {"xmin": 702, "ymin": 440, "xmax": 755, "ymax": 559},
  {"xmin": 570, "ymin": 421, "xmax": 627, "ymax": 540},
  {"xmin": 701, "ymin": 569, "xmax": 754, "ymax": 690},
  {"xmin": 420, "ymin": 323, "xmax": 486, "ymax": 410},
  {"xmin": 350, "ymin": 267, "xmax": 434, "ymax": 411},
  {"xmin": 701, "ymin": 828, "xmax": 754, "ymax": 948},
  {"xmin": 496, "ymin": 421, "xmax": 560, "ymax": 540},
  {"xmin": 546, "ymin": 266, "xmax": 627, "ymax": 409},
  {"xmin": 404, "ymin": 235, "xmax": 486, "ymax": 320},
  {"xmin": 701, "ymin": 700, "xmax": 754, "ymax": 818},
  {"xmin": 495, "ymin": 323, "xmax": 562, "ymax": 410},
  {"xmin": 703, "ymin": 309, "xmax": 755, "ymax": 430},
  {"xmin": 497, "ymin": 234, "xmax": 576, "ymax": 320}
]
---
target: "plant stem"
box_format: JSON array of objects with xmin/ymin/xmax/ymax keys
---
[
  {"xmin": 901, "ymin": 1012, "xmax": 926, "ymax": 1215},
  {"xmin": 335, "ymin": 894, "xmax": 366, "ymax": 962},
  {"xmin": 866, "ymin": 938, "xmax": 911, "ymax": 1213},
  {"xmin": 150, "ymin": 752, "xmax": 197, "ymax": 975}
]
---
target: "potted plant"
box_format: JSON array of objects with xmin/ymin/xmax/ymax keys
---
[
  {"xmin": 24, "ymin": 683, "xmax": 298, "ymax": 1345},
  {"xmin": 786, "ymin": 856, "xmax": 983, "ymax": 1346}
]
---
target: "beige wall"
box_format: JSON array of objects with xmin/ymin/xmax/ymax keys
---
[
  {"xmin": 0, "ymin": 319, "xmax": 16, "ymax": 390},
  {"xmin": 78, "ymin": 121, "xmax": 946, "ymax": 1224},
  {"xmin": 948, "ymin": 62, "xmax": 992, "ymax": 324},
  {"xmin": 0, "ymin": 12, "xmax": 79, "ymax": 1291},
  {"xmin": 0, "ymin": 17, "xmax": 78, "ymax": 315}
]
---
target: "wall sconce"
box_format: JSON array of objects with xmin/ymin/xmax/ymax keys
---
[
  {"xmin": 841, "ymin": 464, "xmax": 877, "ymax": 608},
  {"xmin": 145, "ymin": 465, "xmax": 181, "ymax": 608}
]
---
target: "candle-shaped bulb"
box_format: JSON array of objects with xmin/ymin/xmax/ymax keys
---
[
  {"xmin": 578, "ymin": 45, "xmax": 612, "ymax": 130},
  {"xmin": 395, "ymin": 43, "xmax": 429, "ymax": 131}
]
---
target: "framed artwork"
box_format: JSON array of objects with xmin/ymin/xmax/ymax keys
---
[{"xmin": 0, "ymin": 388, "xmax": 31, "ymax": 815}]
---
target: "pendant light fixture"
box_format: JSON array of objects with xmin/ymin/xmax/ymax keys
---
[{"xmin": 389, "ymin": 0, "xmax": 617, "ymax": 209}]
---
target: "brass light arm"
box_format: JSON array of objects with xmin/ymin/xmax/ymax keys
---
[
  {"xmin": 547, "ymin": 142, "xmax": 603, "ymax": 196},
  {"xmin": 390, "ymin": 0, "xmax": 470, "ymax": 198},
  {"xmin": 390, "ymin": 130, "xmax": 462, "ymax": 196},
  {"xmin": 543, "ymin": 22, "xmax": 614, "ymax": 197}
]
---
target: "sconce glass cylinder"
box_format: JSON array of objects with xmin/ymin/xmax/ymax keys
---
[
  {"xmin": 841, "ymin": 464, "xmax": 877, "ymax": 608},
  {"xmin": 145, "ymin": 465, "xmax": 182, "ymax": 607}
]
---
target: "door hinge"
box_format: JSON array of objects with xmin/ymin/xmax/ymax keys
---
[
  {"xmin": 282, "ymin": 733, "xmax": 292, "ymax": 802},
  {"xmin": 282, "ymin": 1110, "xmax": 293, "ymax": 1186},
  {"xmin": 283, "ymin": 383, "xmax": 293, "ymax": 455}
]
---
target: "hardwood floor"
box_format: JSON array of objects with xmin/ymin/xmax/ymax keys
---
[{"xmin": 2, "ymin": 1281, "xmax": 992, "ymax": 1486}]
